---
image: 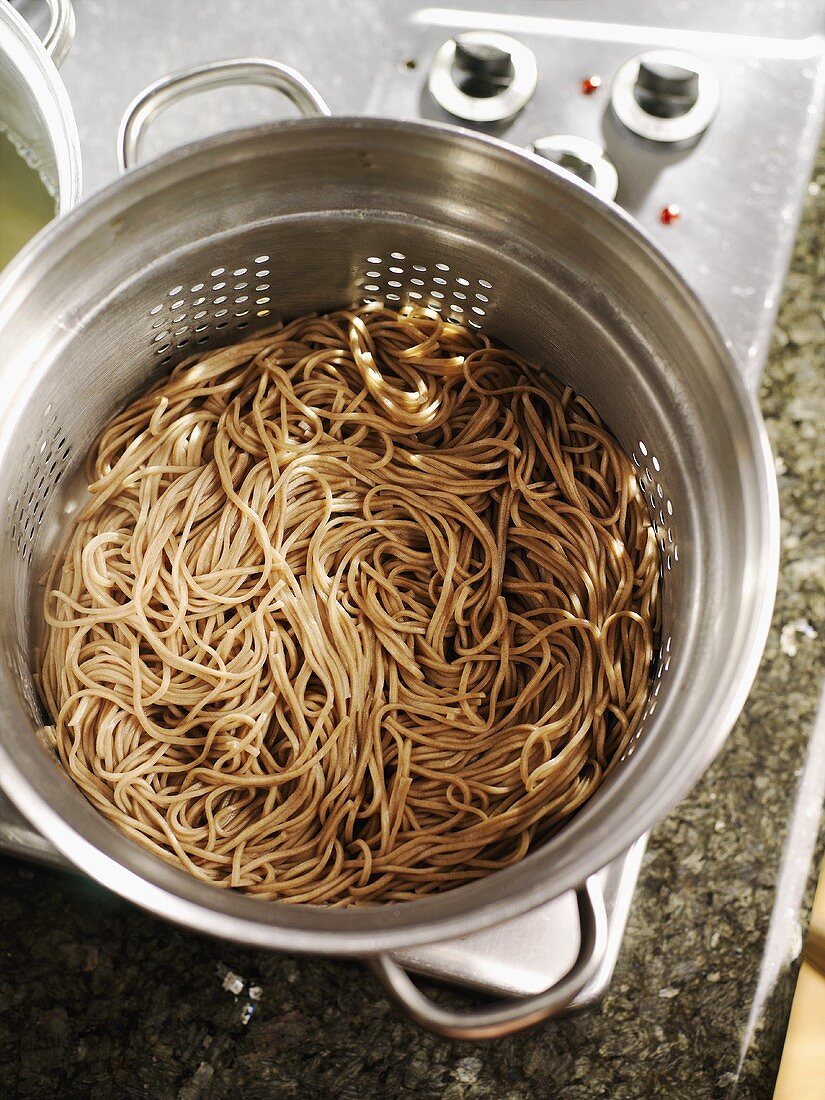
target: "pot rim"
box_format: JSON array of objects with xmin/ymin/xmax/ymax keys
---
[{"xmin": 0, "ymin": 116, "xmax": 779, "ymax": 955}]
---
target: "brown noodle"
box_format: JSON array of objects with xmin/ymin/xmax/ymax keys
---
[{"xmin": 38, "ymin": 304, "xmax": 660, "ymax": 905}]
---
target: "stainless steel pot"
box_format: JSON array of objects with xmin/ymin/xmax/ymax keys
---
[
  {"xmin": 0, "ymin": 0, "xmax": 80, "ymax": 219},
  {"xmin": 0, "ymin": 59, "xmax": 779, "ymax": 1038}
]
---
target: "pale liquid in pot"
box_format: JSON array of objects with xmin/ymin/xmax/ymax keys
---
[{"xmin": 0, "ymin": 128, "xmax": 55, "ymax": 269}]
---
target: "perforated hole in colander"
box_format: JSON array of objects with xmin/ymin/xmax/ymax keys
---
[
  {"xmin": 619, "ymin": 441, "xmax": 678, "ymax": 760},
  {"xmin": 354, "ymin": 253, "xmax": 492, "ymax": 330},
  {"xmin": 7, "ymin": 405, "xmax": 72, "ymax": 566},
  {"xmin": 146, "ymin": 254, "xmax": 280, "ymax": 358}
]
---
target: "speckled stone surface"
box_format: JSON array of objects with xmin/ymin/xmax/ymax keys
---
[{"xmin": 1, "ymin": 147, "xmax": 822, "ymax": 1100}]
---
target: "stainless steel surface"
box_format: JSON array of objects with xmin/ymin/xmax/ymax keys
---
[
  {"xmin": 29, "ymin": 0, "xmax": 821, "ymax": 386},
  {"xmin": 118, "ymin": 57, "xmax": 331, "ymax": 172},
  {"xmin": 372, "ymin": 877, "xmax": 607, "ymax": 1039},
  {"xmin": 0, "ymin": 787, "xmax": 67, "ymax": 868},
  {"xmin": 392, "ymin": 837, "xmax": 646, "ymax": 1002},
  {"xmin": 427, "ymin": 31, "xmax": 538, "ymax": 123},
  {"xmin": 0, "ymin": 103, "xmax": 779, "ymax": 967},
  {"xmin": 529, "ymin": 134, "xmax": 619, "ymax": 201},
  {"xmin": 1, "ymin": 0, "xmax": 80, "ymax": 211},
  {"xmin": 2, "ymin": 0, "xmax": 820, "ymax": 1021},
  {"xmin": 611, "ymin": 50, "xmax": 720, "ymax": 145}
]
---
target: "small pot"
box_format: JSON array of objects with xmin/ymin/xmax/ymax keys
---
[{"xmin": 0, "ymin": 0, "xmax": 81, "ymax": 221}]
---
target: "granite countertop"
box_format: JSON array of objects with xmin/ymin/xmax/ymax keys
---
[{"xmin": 1, "ymin": 141, "xmax": 823, "ymax": 1100}]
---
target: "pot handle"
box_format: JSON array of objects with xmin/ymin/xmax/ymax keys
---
[
  {"xmin": 117, "ymin": 58, "xmax": 331, "ymax": 173},
  {"xmin": 25, "ymin": 0, "xmax": 75, "ymax": 68},
  {"xmin": 370, "ymin": 875, "xmax": 608, "ymax": 1040}
]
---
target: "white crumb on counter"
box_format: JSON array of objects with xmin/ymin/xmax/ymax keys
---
[
  {"xmin": 779, "ymin": 618, "xmax": 817, "ymax": 657},
  {"xmin": 221, "ymin": 970, "xmax": 244, "ymax": 996}
]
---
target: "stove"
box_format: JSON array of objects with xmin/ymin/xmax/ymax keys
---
[{"xmin": 4, "ymin": 0, "xmax": 825, "ymax": 1012}]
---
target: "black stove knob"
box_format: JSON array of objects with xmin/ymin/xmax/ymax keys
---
[
  {"xmin": 611, "ymin": 50, "xmax": 719, "ymax": 146},
  {"xmin": 428, "ymin": 32, "xmax": 538, "ymax": 124},
  {"xmin": 453, "ymin": 36, "xmax": 515, "ymax": 97},
  {"xmin": 537, "ymin": 146, "xmax": 597, "ymax": 187},
  {"xmin": 634, "ymin": 58, "xmax": 700, "ymax": 118},
  {"xmin": 529, "ymin": 136, "xmax": 618, "ymax": 201}
]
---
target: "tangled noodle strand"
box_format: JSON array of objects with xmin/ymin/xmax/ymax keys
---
[{"xmin": 38, "ymin": 305, "xmax": 660, "ymax": 905}]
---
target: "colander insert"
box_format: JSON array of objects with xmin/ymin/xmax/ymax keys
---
[{"xmin": 0, "ymin": 69, "xmax": 777, "ymax": 1007}]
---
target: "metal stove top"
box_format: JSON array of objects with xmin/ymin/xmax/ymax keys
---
[{"xmin": 4, "ymin": 0, "xmax": 825, "ymax": 1008}]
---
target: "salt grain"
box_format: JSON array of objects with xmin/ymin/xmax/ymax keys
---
[
  {"xmin": 222, "ymin": 970, "xmax": 244, "ymax": 996},
  {"xmin": 780, "ymin": 618, "xmax": 817, "ymax": 657}
]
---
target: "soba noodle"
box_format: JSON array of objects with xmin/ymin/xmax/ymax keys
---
[{"xmin": 38, "ymin": 304, "xmax": 660, "ymax": 905}]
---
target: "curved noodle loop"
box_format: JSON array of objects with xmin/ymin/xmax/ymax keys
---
[{"xmin": 39, "ymin": 305, "xmax": 660, "ymax": 905}]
